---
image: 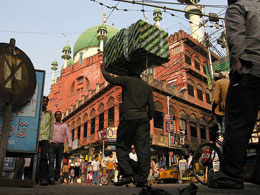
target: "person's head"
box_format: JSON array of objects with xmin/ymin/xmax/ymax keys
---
[
  {"xmin": 94, "ymin": 155, "xmax": 98, "ymax": 161},
  {"xmin": 189, "ymin": 151, "xmax": 193, "ymax": 156},
  {"xmin": 55, "ymin": 111, "xmax": 62, "ymax": 122},
  {"xmin": 109, "ymin": 153, "xmax": 113, "ymax": 158},
  {"xmin": 181, "ymin": 155, "xmax": 185, "ymax": 159},
  {"xmin": 131, "ymin": 147, "xmax": 136, "ymax": 154},
  {"xmin": 42, "ymin": 96, "xmax": 49, "ymax": 109}
]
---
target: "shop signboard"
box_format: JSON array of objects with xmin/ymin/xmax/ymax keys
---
[
  {"xmin": 106, "ymin": 127, "xmax": 117, "ymax": 142},
  {"xmin": 72, "ymin": 139, "xmax": 78, "ymax": 150},
  {"xmin": 165, "ymin": 114, "xmax": 174, "ymax": 132},
  {"xmin": 0, "ymin": 70, "xmax": 44, "ymax": 153},
  {"xmin": 3, "ymin": 157, "xmax": 15, "ymax": 172},
  {"xmin": 107, "ymin": 145, "xmax": 116, "ymax": 150},
  {"xmin": 98, "ymin": 129, "xmax": 107, "ymax": 140},
  {"xmin": 169, "ymin": 133, "xmax": 184, "ymax": 148}
]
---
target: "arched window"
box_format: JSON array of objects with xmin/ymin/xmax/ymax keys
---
[
  {"xmin": 71, "ymin": 121, "xmax": 75, "ymax": 140},
  {"xmin": 90, "ymin": 109, "xmax": 96, "ymax": 134},
  {"xmin": 77, "ymin": 76, "xmax": 84, "ymax": 84},
  {"xmin": 180, "ymin": 110, "xmax": 187, "ymax": 135},
  {"xmin": 200, "ymin": 118, "xmax": 207, "ymax": 140},
  {"xmin": 83, "ymin": 113, "xmax": 88, "ymax": 137},
  {"xmin": 197, "ymin": 84, "xmax": 204, "ymax": 101},
  {"xmin": 76, "ymin": 118, "xmax": 81, "ymax": 140},
  {"xmin": 154, "ymin": 101, "xmax": 164, "ymax": 129},
  {"xmin": 203, "ymin": 62, "xmax": 208, "ymax": 74},
  {"xmin": 205, "ymin": 89, "xmax": 211, "ymax": 104},
  {"xmin": 107, "ymin": 97, "xmax": 115, "ymax": 126},
  {"xmin": 190, "ymin": 114, "xmax": 197, "ymax": 137},
  {"xmin": 169, "ymin": 105, "xmax": 177, "ymax": 132},
  {"xmin": 185, "ymin": 50, "xmax": 192, "ymax": 66},
  {"xmin": 194, "ymin": 56, "xmax": 201, "ymax": 71},
  {"xmin": 187, "ymin": 79, "xmax": 195, "ymax": 97},
  {"xmin": 98, "ymin": 103, "xmax": 104, "ymax": 130}
]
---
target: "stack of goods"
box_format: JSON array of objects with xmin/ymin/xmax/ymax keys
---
[{"xmin": 103, "ymin": 20, "xmax": 170, "ymax": 76}]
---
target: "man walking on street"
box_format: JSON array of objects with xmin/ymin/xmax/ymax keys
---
[
  {"xmin": 101, "ymin": 63, "xmax": 155, "ymax": 187},
  {"xmin": 63, "ymin": 163, "xmax": 70, "ymax": 184},
  {"xmin": 209, "ymin": 0, "xmax": 260, "ymax": 189},
  {"xmin": 91, "ymin": 155, "xmax": 101, "ymax": 185},
  {"xmin": 38, "ymin": 96, "xmax": 54, "ymax": 186},
  {"xmin": 212, "ymin": 72, "xmax": 229, "ymax": 134},
  {"xmin": 49, "ymin": 111, "xmax": 72, "ymax": 184}
]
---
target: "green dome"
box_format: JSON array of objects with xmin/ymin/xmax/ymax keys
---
[{"xmin": 73, "ymin": 24, "xmax": 119, "ymax": 56}]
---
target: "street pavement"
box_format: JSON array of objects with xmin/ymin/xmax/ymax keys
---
[{"xmin": 0, "ymin": 183, "xmax": 259, "ymax": 195}]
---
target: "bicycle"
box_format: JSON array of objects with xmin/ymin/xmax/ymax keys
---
[{"xmin": 192, "ymin": 121, "xmax": 223, "ymax": 185}]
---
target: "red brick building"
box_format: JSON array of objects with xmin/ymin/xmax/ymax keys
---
[{"xmin": 48, "ymin": 22, "xmax": 219, "ymax": 166}]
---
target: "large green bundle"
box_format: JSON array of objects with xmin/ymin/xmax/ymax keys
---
[{"xmin": 103, "ymin": 20, "xmax": 170, "ymax": 75}]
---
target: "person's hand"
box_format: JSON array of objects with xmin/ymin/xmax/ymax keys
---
[{"xmin": 234, "ymin": 59, "xmax": 242, "ymax": 74}]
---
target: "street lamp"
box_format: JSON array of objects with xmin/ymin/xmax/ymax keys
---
[{"xmin": 167, "ymin": 87, "xmax": 187, "ymax": 114}]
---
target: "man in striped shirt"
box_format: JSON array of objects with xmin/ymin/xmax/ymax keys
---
[
  {"xmin": 38, "ymin": 96, "xmax": 54, "ymax": 185},
  {"xmin": 49, "ymin": 111, "xmax": 72, "ymax": 184}
]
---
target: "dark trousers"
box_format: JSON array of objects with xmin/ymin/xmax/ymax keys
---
[
  {"xmin": 107, "ymin": 169, "xmax": 114, "ymax": 183},
  {"xmin": 64, "ymin": 172, "xmax": 69, "ymax": 184},
  {"xmin": 221, "ymin": 72, "xmax": 260, "ymax": 182},
  {"xmin": 39, "ymin": 140, "xmax": 49, "ymax": 182},
  {"xmin": 116, "ymin": 117, "xmax": 150, "ymax": 184},
  {"xmin": 49, "ymin": 143, "xmax": 64, "ymax": 181}
]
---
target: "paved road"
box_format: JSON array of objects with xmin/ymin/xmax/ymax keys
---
[{"xmin": 0, "ymin": 183, "xmax": 259, "ymax": 195}]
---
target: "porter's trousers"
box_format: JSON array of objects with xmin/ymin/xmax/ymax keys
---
[
  {"xmin": 222, "ymin": 72, "xmax": 260, "ymax": 182},
  {"xmin": 116, "ymin": 117, "xmax": 150, "ymax": 184}
]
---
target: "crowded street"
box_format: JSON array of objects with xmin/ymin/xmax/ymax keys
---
[
  {"xmin": 1, "ymin": 0, "xmax": 260, "ymax": 194},
  {"xmin": 0, "ymin": 183, "xmax": 260, "ymax": 195}
]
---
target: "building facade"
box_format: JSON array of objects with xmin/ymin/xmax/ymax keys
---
[{"xmin": 48, "ymin": 13, "xmax": 221, "ymax": 170}]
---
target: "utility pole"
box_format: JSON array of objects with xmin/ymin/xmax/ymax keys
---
[{"xmin": 201, "ymin": 6, "xmax": 214, "ymax": 85}]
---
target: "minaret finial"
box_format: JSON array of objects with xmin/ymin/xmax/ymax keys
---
[
  {"xmin": 102, "ymin": 8, "xmax": 107, "ymax": 24},
  {"xmin": 145, "ymin": 13, "xmax": 149, "ymax": 23}
]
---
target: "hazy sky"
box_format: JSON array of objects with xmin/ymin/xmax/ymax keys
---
[{"xmin": 0, "ymin": 0, "xmax": 228, "ymax": 96}]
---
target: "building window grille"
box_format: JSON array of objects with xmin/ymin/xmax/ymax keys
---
[
  {"xmin": 197, "ymin": 88, "xmax": 203, "ymax": 101},
  {"xmin": 77, "ymin": 126, "xmax": 81, "ymax": 140},
  {"xmin": 187, "ymin": 84, "xmax": 194, "ymax": 97},
  {"xmin": 72, "ymin": 129, "xmax": 75, "ymax": 141},
  {"xmin": 195, "ymin": 60, "xmax": 201, "ymax": 71},
  {"xmin": 200, "ymin": 125, "xmax": 206, "ymax": 139},
  {"xmin": 185, "ymin": 55, "xmax": 191, "ymax": 66},
  {"xmin": 91, "ymin": 118, "xmax": 95, "ymax": 134},
  {"xmin": 77, "ymin": 76, "xmax": 84, "ymax": 84},
  {"xmin": 206, "ymin": 93, "xmax": 211, "ymax": 104},
  {"xmin": 190, "ymin": 122, "xmax": 197, "ymax": 137},
  {"xmin": 99, "ymin": 112, "xmax": 104, "ymax": 130},
  {"xmin": 180, "ymin": 119, "xmax": 187, "ymax": 135},
  {"xmin": 108, "ymin": 107, "xmax": 114, "ymax": 126},
  {"xmin": 84, "ymin": 122, "xmax": 88, "ymax": 137},
  {"xmin": 154, "ymin": 111, "xmax": 164, "ymax": 129}
]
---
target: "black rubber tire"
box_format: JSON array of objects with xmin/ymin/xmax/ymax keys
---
[{"xmin": 192, "ymin": 143, "xmax": 222, "ymax": 185}]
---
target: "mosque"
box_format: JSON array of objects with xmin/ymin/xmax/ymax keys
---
[{"xmin": 48, "ymin": 6, "xmax": 221, "ymax": 172}]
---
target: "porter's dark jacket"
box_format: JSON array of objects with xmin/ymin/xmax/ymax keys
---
[{"xmin": 101, "ymin": 65, "xmax": 155, "ymax": 120}]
